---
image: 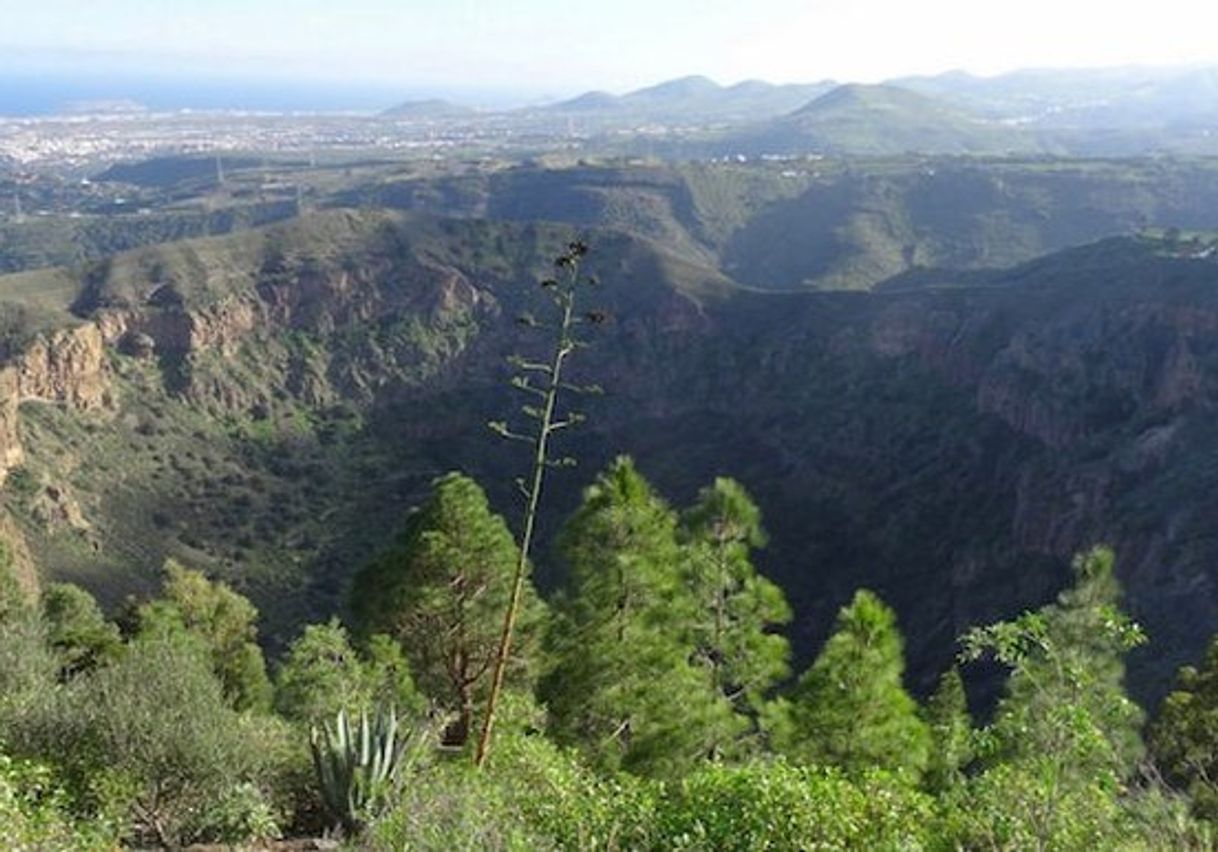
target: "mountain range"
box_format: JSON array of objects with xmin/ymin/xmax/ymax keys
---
[
  {"xmin": 383, "ymin": 66, "xmax": 1218, "ymax": 157},
  {"xmin": 540, "ymin": 74, "xmax": 837, "ymax": 122}
]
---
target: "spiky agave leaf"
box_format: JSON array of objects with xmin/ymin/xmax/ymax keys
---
[{"xmin": 310, "ymin": 705, "xmax": 423, "ymax": 834}]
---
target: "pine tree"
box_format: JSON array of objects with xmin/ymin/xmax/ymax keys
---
[
  {"xmin": 680, "ymin": 477, "xmax": 791, "ymax": 755},
  {"xmin": 540, "ymin": 456, "xmax": 734, "ymax": 777},
  {"xmin": 351, "ymin": 472, "xmax": 543, "ymax": 747},
  {"xmin": 923, "ymin": 665, "xmax": 973, "ymax": 793},
  {"xmin": 778, "ymin": 588, "xmax": 930, "ymax": 777}
]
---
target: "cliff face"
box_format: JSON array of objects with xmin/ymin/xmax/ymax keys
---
[
  {"xmin": 0, "ymin": 217, "xmax": 499, "ymax": 481},
  {"xmin": 0, "ymin": 369, "xmax": 24, "ymax": 475},
  {"xmin": 14, "ymin": 325, "xmax": 112, "ymax": 409},
  {"xmin": 819, "ymin": 249, "xmax": 1218, "ymax": 696},
  {"xmin": 0, "ymin": 324, "xmax": 112, "ymax": 483}
]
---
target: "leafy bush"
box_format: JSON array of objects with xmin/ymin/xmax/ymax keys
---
[
  {"xmin": 24, "ymin": 633, "xmax": 283, "ymax": 847},
  {"xmin": 136, "ymin": 559, "xmax": 273, "ymax": 712},
  {"xmin": 0, "ymin": 538, "xmax": 29, "ymax": 623},
  {"xmin": 653, "ymin": 761, "xmax": 934, "ymax": 851},
  {"xmin": 184, "ymin": 781, "xmax": 281, "ymax": 845},
  {"xmin": 0, "ymin": 613, "xmax": 60, "ymax": 745},
  {"xmin": 41, "ymin": 582, "xmax": 123, "ymax": 679},
  {"xmin": 370, "ymin": 725, "xmax": 654, "ymax": 851},
  {"xmin": 938, "ymin": 762, "xmax": 1124, "ymax": 851},
  {"xmin": 274, "ymin": 619, "xmax": 423, "ymax": 725},
  {"xmin": 0, "ymin": 753, "xmax": 115, "ymax": 851}
]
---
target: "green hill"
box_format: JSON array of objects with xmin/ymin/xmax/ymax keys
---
[
  {"xmin": 724, "ymin": 83, "xmax": 1039, "ymax": 156},
  {"xmin": 334, "ymin": 157, "xmax": 1218, "ymax": 291},
  {"xmin": 380, "ymin": 98, "xmax": 474, "ymax": 119}
]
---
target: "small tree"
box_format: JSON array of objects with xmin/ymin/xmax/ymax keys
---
[
  {"xmin": 136, "ymin": 560, "xmax": 272, "ymax": 712},
  {"xmin": 1151, "ymin": 635, "xmax": 1218, "ymax": 820},
  {"xmin": 41, "ymin": 583, "xmax": 122, "ymax": 680},
  {"xmin": 963, "ymin": 546, "xmax": 1146, "ymax": 778},
  {"xmin": 922, "ymin": 665, "xmax": 973, "ymax": 793},
  {"xmin": 475, "ymin": 238, "xmax": 604, "ymax": 767},
  {"xmin": 778, "ymin": 589, "xmax": 930, "ymax": 778},
  {"xmin": 274, "ymin": 619, "xmax": 423, "ymax": 725},
  {"xmin": 956, "ymin": 545, "xmax": 1146, "ymax": 849},
  {"xmin": 351, "ymin": 473, "xmax": 543, "ymax": 747}
]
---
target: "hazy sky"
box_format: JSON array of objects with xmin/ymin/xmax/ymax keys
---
[{"xmin": 5, "ymin": 0, "xmax": 1218, "ymax": 99}]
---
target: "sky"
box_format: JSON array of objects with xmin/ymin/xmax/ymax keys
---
[{"xmin": 4, "ymin": 0, "xmax": 1218, "ymax": 105}]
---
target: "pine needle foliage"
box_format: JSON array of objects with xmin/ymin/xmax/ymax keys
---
[{"xmin": 778, "ymin": 588, "xmax": 930, "ymax": 778}]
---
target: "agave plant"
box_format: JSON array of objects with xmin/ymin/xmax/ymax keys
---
[{"xmin": 310, "ymin": 706, "xmax": 423, "ymax": 833}]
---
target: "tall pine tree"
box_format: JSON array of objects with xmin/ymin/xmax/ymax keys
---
[
  {"xmin": 680, "ymin": 477, "xmax": 791, "ymax": 755},
  {"xmin": 777, "ymin": 588, "xmax": 930, "ymax": 778},
  {"xmin": 351, "ymin": 472, "xmax": 544, "ymax": 746},
  {"xmin": 540, "ymin": 456, "xmax": 734, "ymax": 777}
]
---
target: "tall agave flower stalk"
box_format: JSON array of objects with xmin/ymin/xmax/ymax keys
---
[{"xmin": 474, "ymin": 239, "xmax": 605, "ymax": 768}]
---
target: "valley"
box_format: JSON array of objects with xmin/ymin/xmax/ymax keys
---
[{"xmin": 3, "ymin": 154, "xmax": 1218, "ymax": 707}]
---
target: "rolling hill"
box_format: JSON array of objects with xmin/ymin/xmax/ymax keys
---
[
  {"xmin": 722, "ymin": 83, "xmax": 1039, "ymax": 156},
  {"xmin": 380, "ymin": 98, "xmax": 475, "ymax": 119}
]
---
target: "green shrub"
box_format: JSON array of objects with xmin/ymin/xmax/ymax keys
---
[
  {"xmin": 136, "ymin": 559, "xmax": 273, "ymax": 712},
  {"xmin": 184, "ymin": 781, "xmax": 281, "ymax": 845},
  {"xmin": 0, "ymin": 538, "xmax": 29, "ymax": 623},
  {"xmin": 369, "ymin": 759, "xmax": 551, "ymax": 851},
  {"xmin": 0, "ymin": 753, "xmax": 115, "ymax": 851},
  {"xmin": 274, "ymin": 619, "xmax": 423, "ymax": 725},
  {"xmin": 653, "ymin": 761, "xmax": 934, "ymax": 851},
  {"xmin": 0, "ymin": 613, "xmax": 59, "ymax": 746},
  {"xmin": 41, "ymin": 582, "xmax": 123, "ymax": 679},
  {"xmin": 938, "ymin": 763, "xmax": 1111, "ymax": 850},
  {"xmin": 25, "ymin": 633, "xmax": 283, "ymax": 847},
  {"xmin": 370, "ymin": 726, "xmax": 654, "ymax": 851}
]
